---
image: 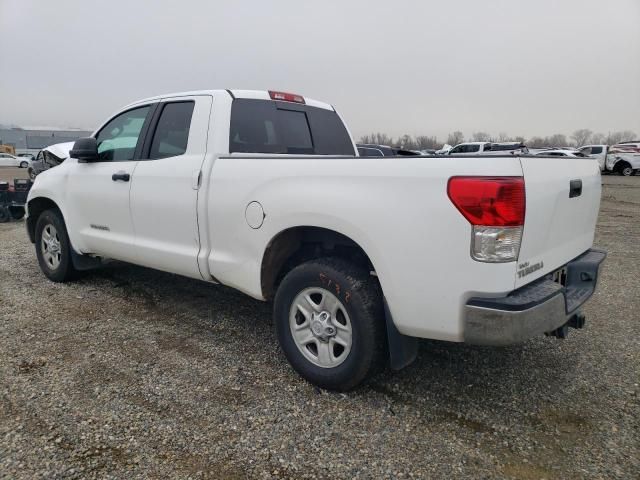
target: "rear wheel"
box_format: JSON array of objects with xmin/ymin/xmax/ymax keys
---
[
  {"xmin": 35, "ymin": 209, "xmax": 77, "ymax": 282},
  {"xmin": 618, "ymin": 162, "xmax": 633, "ymax": 176},
  {"xmin": 19, "ymin": 161, "xmax": 28, "ymax": 168},
  {"xmin": 274, "ymin": 258, "xmax": 386, "ymax": 391}
]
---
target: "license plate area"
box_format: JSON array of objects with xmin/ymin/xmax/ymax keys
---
[{"xmin": 551, "ymin": 266, "xmax": 568, "ymax": 287}]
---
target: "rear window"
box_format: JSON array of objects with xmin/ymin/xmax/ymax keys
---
[{"xmin": 229, "ymin": 99, "xmax": 355, "ymax": 155}]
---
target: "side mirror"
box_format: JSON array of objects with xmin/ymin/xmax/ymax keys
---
[{"xmin": 70, "ymin": 137, "xmax": 98, "ymax": 163}]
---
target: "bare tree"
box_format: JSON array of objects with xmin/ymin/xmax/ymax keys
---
[
  {"xmin": 571, "ymin": 129, "xmax": 592, "ymax": 147},
  {"xmin": 471, "ymin": 132, "xmax": 491, "ymax": 142},
  {"xmin": 446, "ymin": 131, "xmax": 464, "ymax": 146},
  {"xmin": 414, "ymin": 135, "xmax": 439, "ymax": 149},
  {"xmin": 607, "ymin": 130, "xmax": 637, "ymax": 144},
  {"xmin": 396, "ymin": 134, "xmax": 416, "ymax": 150},
  {"xmin": 591, "ymin": 132, "xmax": 606, "ymax": 144},
  {"xmin": 528, "ymin": 136, "xmax": 546, "ymax": 148},
  {"xmin": 498, "ymin": 132, "xmax": 511, "ymax": 142},
  {"xmin": 359, "ymin": 132, "xmax": 394, "ymax": 146},
  {"xmin": 547, "ymin": 134, "xmax": 569, "ymax": 148}
]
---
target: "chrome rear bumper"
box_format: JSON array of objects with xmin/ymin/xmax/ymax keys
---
[{"xmin": 464, "ymin": 249, "xmax": 606, "ymax": 346}]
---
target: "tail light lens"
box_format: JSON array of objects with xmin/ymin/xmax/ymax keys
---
[{"xmin": 447, "ymin": 177, "xmax": 525, "ymax": 263}]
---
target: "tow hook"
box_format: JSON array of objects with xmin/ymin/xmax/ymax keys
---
[{"xmin": 546, "ymin": 312, "xmax": 586, "ymax": 339}]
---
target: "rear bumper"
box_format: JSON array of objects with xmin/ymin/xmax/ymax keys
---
[{"xmin": 463, "ymin": 248, "xmax": 606, "ymax": 346}]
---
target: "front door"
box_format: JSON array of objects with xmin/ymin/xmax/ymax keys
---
[
  {"xmin": 64, "ymin": 105, "xmax": 153, "ymax": 261},
  {"xmin": 129, "ymin": 95, "xmax": 212, "ymax": 279}
]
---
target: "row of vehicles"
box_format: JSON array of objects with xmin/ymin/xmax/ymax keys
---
[
  {"xmin": 357, "ymin": 140, "xmax": 640, "ymax": 175},
  {"xmin": 15, "ymin": 140, "xmax": 639, "ymax": 181},
  {"xmin": 24, "ymin": 89, "xmax": 606, "ymax": 390}
]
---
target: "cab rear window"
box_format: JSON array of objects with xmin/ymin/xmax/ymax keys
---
[{"xmin": 229, "ymin": 99, "xmax": 355, "ymax": 155}]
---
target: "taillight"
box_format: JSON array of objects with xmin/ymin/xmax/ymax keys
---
[
  {"xmin": 268, "ymin": 90, "xmax": 305, "ymax": 104},
  {"xmin": 447, "ymin": 177, "xmax": 525, "ymax": 263}
]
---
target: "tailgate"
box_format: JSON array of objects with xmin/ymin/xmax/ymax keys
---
[{"xmin": 515, "ymin": 157, "xmax": 601, "ymax": 288}]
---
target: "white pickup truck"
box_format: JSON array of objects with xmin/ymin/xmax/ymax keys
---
[{"xmin": 26, "ymin": 90, "xmax": 606, "ymax": 390}]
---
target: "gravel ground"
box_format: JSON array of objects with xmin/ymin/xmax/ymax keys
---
[{"xmin": 0, "ymin": 175, "xmax": 638, "ymax": 479}]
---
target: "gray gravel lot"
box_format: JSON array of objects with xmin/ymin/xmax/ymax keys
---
[{"xmin": 1, "ymin": 175, "xmax": 638, "ymax": 479}]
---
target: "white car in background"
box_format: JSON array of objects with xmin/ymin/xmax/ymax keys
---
[
  {"xmin": 0, "ymin": 153, "xmax": 30, "ymax": 168},
  {"xmin": 534, "ymin": 149, "xmax": 587, "ymax": 158},
  {"xmin": 578, "ymin": 145, "xmax": 608, "ymax": 171},
  {"xmin": 447, "ymin": 142, "xmax": 528, "ymax": 156},
  {"xmin": 605, "ymin": 142, "xmax": 640, "ymax": 176}
]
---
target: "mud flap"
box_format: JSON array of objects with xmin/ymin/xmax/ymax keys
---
[{"xmin": 384, "ymin": 297, "xmax": 418, "ymax": 370}]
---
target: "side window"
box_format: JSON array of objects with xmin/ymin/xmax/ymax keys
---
[
  {"xmin": 449, "ymin": 146, "xmax": 462, "ymax": 154},
  {"xmin": 95, "ymin": 106, "xmax": 150, "ymax": 161},
  {"xmin": 590, "ymin": 146, "xmax": 603, "ymax": 154},
  {"xmin": 468, "ymin": 144, "xmax": 480, "ymax": 153},
  {"xmin": 148, "ymin": 101, "xmax": 195, "ymax": 160},
  {"xmin": 483, "ymin": 143, "xmax": 492, "ymax": 151}
]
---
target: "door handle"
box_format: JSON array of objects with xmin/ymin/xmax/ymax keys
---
[
  {"xmin": 569, "ymin": 179, "xmax": 582, "ymax": 198},
  {"xmin": 112, "ymin": 171, "xmax": 130, "ymax": 182}
]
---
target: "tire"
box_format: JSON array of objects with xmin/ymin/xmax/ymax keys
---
[
  {"xmin": 618, "ymin": 163, "xmax": 633, "ymax": 176},
  {"xmin": 274, "ymin": 257, "xmax": 386, "ymax": 391},
  {"xmin": 34, "ymin": 209, "xmax": 77, "ymax": 282},
  {"xmin": 28, "ymin": 168, "xmax": 36, "ymax": 180},
  {"xmin": 8, "ymin": 206, "xmax": 25, "ymax": 220},
  {"xmin": 0, "ymin": 207, "xmax": 10, "ymax": 223},
  {"xmin": 19, "ymin": 161, "xmax": 28, "ymax": 168}
]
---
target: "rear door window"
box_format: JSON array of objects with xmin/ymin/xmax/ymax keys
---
[
  {"xmin": 229, "ymin": 99, "xmax": 354, "ymax": 155},
  {"xmin": 148, "ymin": 101, "xmax": 195, "ymax": 160}
]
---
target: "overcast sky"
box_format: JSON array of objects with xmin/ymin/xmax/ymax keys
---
[{"xmin": 1, "ymin": 0, "xmax": 639, "ymax": 140}]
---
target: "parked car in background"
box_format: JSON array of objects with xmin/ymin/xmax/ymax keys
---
[
  {"xmin": 28, "ymin": 142, "xmax": 73, "ymax": 180},
  {"xmin": 17, "ymin": 153, "xmax": 36, "ymax": 161},
  {"xmin": 577, "ymin": 145, "xmax": 608, "ymax": 171},
  {"xmin": 447, "ymin": 142, "xmax": 528, "ymax": 156},
  {"xmin": 605, "ymin": 142, "xmax": 640, "ymax": 176},
  {"xmin": 0, "ymin": 152, "xmax": 29, "ymax": 168},
  {"xmin": 535, "ymin": 149, "xmax": 587, "ymax": 157},
  {"xmin": 356, "ymin": 144, "xmax": 420, "ymax": 157}
]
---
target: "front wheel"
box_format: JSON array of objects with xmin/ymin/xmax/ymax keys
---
[
  {"xmin": 28, "ymin": 168, "xmax": 37, "ymax": 180},
  {"xmin": 19, "ymin": 161, "xmax": 29, "ymax": 168},
  {"xmin": 35, "ymin": 209, "xmax": 77, "ymax": 282},
  {"xmin": 274, "ymin": 258, "xmax": 386, "ymax": 391}
]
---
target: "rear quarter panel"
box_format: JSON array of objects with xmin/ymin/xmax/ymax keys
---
[{"xmin": 203, "ymin": 155, "xmax": 523, "ymax": 341}]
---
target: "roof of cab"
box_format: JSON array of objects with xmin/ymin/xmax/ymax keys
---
[{"xmin": 125, "ymin": 89, "xmax": 334, "ymax": 111}]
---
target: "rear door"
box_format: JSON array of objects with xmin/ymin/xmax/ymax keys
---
[
  {"xmin": 515, "ymin": 156, "xmax": 601, "ymax": 288},
  {"xmin": 129, "ymin": 95, "xmax": 212, "ymax": 279}
]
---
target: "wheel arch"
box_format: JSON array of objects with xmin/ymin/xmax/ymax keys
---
[
  {"xmin": 26, "ymin": 196, "xmax": 61, "ymax": 243},
  {"xmin": 260, "ymin": 226, "xmax": 378, "ymax": 302}
]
